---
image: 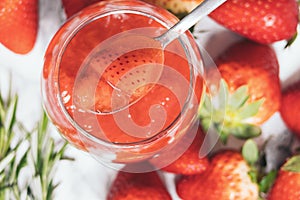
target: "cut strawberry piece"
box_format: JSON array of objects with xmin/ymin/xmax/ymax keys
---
[{"xmin": 0, "ymin": 0, "xmax": 38, "ymax": 54}]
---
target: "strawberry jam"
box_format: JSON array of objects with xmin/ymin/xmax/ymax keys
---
[{"xmin": 42, "ymin": 0, "xmax": 204, "ymax": 165}]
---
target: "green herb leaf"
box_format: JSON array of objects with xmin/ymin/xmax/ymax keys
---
[
  {"xmin": 16, "ymin": 150, "xmax": 28, "ymax": 178},
  {"xmin": 0, "ymin": 89, "xmax": 25, "ymax": 199},
  {"xmin": 5, "ymin": 95, "xmax": 18, "ymax": 134},
  {"xmin": 0, "ymin": 83, "xmax": 73, "ymax": 200},
  {"xmin": 0, "ymin": 151, "xmax": 15, "ymax": 173}
]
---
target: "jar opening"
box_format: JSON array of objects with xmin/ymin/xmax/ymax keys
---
[{"xmin": 54, "ymin": 8, "xmax": 201, "ymax": 148}]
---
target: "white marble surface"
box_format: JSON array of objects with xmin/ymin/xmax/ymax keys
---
[{"xmin": 0, "ymin": 0, "xmax": 299, "ymax": 199}]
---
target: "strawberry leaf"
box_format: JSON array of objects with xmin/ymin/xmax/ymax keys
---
[
  {"xmin": 248, "ymin": 169, "xmax": 258, "ymax": 183},
  {"xmin": 199, "ymin": 79, "xmax": 263, "ymax": 143},
  {"xmin": 218, "ymin": 127, "xmax": 229, "ymax": 144},
  {"xmin": 199, "ymin": 94, "xmax": 212, "ymax": 118},
  {"xmin": 201, "ymin": 118, "xmax": 211, "ymax": 133},
  {"xmin": 228, "ymin": 85, "xmax": 249, "ymax": 109},
  {"xmin": 218, "ymin": 79, "xmax": 229, "ymax": 110},
  {"xmin": 282, "ymin": 155, "xmax": 300, "ymax": 172},
  {"xmin": 259, "ymin": 170, "xmax": 277, "ymax": 193},
  {"xmin": 230, "ymin": 123, "xmax": 261, "ymax": 140},
  {"xmin": 285, "ymin": 32, "xmax": 298, "ymax": 48},
  {"xmin": 242, "ymin": 139, "xmax": 259, "ymax": 165},
  {"xmin": 237, "ymin": 99, "xmax": 264, "ymax": 120}
]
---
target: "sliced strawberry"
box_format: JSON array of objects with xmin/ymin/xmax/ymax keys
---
[
  {"xmin": 0, "ymin": 0, "xmax": 38, "ymax": 54},
  {"xmin": 84, "ymin": 45, "xmax": 164, "ymax": 113},
  {"xmin": 107, "ymin": 165, "xmax": 172, "ymax": 200},
  {"xmin": 209, "ymin": 0, "xmax": 299, "ymax": 44}
]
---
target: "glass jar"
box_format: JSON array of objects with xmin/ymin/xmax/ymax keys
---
[{"xmin": 42, "ymin": 0, "xmax": 204, "ymax": 172}]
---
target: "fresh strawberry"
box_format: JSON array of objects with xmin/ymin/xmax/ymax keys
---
[
  {"xmin": 280, "ymin": 80, "xmax": 300, "ymax": 137},
  {"xmin": 0, "ymin": 0, "xmax": 38, "ymax": 54},
  {"xmin": 176, "ymin": 150, "xmax": 259, "ymax": 200},
  {"xmin": 107, "ymin": 166, "xmax": 172, "ymax": 200},
  {"xmin": 161, "ymin": 125, "xmax": 209, "ymax": 175},
  {"xmin": 209, "ymin": 0, "xmax": 299, "ymax": 44},
  {"xmin": 200, "ymin": 40, "xmax": 281, "ymax": 142},
  {"xmin": 267, "ymin": 155, "xmax": 300, "ymax": 200},
  {"xmin": 215, "ymin": 40, "xmax": 281, "ymax": 125},
  {"xmin": 62, "ymin": 0, "xmax": 101, "ymax": 18},
  {"xmin": 142, "ymin": 0, "xmax": 204, "ymax": 16}
]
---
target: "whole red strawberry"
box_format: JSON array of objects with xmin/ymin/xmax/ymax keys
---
[
  {"xmin": 217, "ymin": 40, "xmax": 281, "ymax": 125},
  {"xmin": 209, "ymin": 0, "xmax": 299, "ymax": 44},
  {"xmin": 200, "ymin": 40, "xmax": 281, "ymax": 142},
  {"xmin": 267, "ymin": 155, "xmax": 300, "ymax": 200},
  {"xmin": 107, "ymin": 167, "xmax": 171, "ymax": 200},
  {"xmin": 161, "ymin": 126, "xmax": 209, "ymax": 175},
  {"xmin": 176, "ymin": 150, "xmax": 259, "ymax": 200},
  {"xmin": 0, "ymin": 0, "xmax": 38, "ymax": 54},
  {"xmin": 280, "ymin": 80, "xmax": 300, "ymax": 137},
  {"xmin": 62, "ymin": 0, "xmax": 101, "ymax": 18}
]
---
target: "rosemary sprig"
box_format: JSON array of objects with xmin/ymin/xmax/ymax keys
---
[
  {"xmin": 26, "ymin": 112, "xmax": 73, "ymax": 200},
  {"xmin": 0, "ymin": 89, "xmax": 28, "ymax": 200},
  {"xmin": 0, "ymin": 85, "xmax": 73, "ymax": 200}
]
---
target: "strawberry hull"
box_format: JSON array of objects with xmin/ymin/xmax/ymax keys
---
[{"xmin": 215, "ymin": 40, "xmax": 281, "ymax": 125}]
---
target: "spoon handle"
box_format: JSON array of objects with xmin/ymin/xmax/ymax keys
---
[{"xmin": 158, "ymin": 0, "xmax": 227, "ymax": 47}]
